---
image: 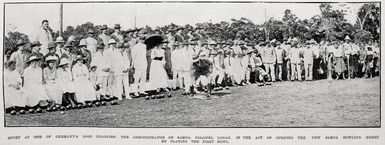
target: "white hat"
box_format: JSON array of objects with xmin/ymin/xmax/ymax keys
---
[
  {"xmin": 344, "ymin": 35, "xmax": 351, "ymax": 40},
  {"xmin": 45, "ymin": 55, "xmax": 59, "ymax": 62},
  {"xmin": 58, "ymin": 58, "xmax": 70, "ymax": 66},
  {"xmin": 108, "ymin": 39, "xmax": 117, "ymax": 45},
  {"xmin": 55, "ymin": 36, "xmax": 65, "ymax": 43},
  {"xmin": 27, "ymin": 55, "xmax": 42, "ymax": 63},
  {"xmin": 79, "ymin": 39, "xmax": 87, "ymax": 46}
]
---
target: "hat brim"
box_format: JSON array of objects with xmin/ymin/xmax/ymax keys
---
[
  {"xmin": 45, "ymin": 58, "xmax": 58, "ymax": 62},
  {"xmin": 58, "ymin": 62, "xmax": 69, "ymax": 66},
  {"xmin": 27, "ymin": 57, "xmax": 42, "ymax": 63},
  {"xmin": 17, "ymin": 42, "xmax": 26, "ymax": 46},
  {"xmin": 31, "ymin": 44, "xmax": 42, "ymax": 47}
]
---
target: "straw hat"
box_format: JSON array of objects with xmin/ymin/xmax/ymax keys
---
[
  {"xmin": 108, "ymin": 39, "xmax": 117, "ymax": 45},
  {"xmin": 47, "ymin": 42, "xmax": 56, "ymax": 49},
  {"xmin": 74, "ymin": 55, "xmax": 84, "ymax": 61},
  {"xmin": 209, "ymin": 40, "xmax": 217, "ymax": 45},
  {"xmin": 88, "ymin": 29, "xmax": 95, "ymax": 34},
  {"xmin": 58, "ymin": 58, "xmax": 70, "ymax": 66},
  {"xmin": 114, "ymin": 24, "xmax": 121, "ymax": 29},
  {"xmin": 27, "ymin": 55, "xmax": 42, "ymax": 63},
  {"xmin": 16, "ymin": 40, "xmax": 26, "ymax": 46},
  {"xmin": 31, "ymin": 41, "xmax": 42, "ymax": 47},
  {"xmin": 344, "ymin": 35, "xmax": 351, "ymax": 40},
  {"xmin": 78, "ymin": 39, "xmax": 87, "ymax": 47},
  {"xmin": 55, "ymin": 36, "xmax": 65, "ymax": 43},
  {"xmin": 45, "ymin": 55, "xmax": 59, "ymax": 62},
  {"xmin": 100, "ymin": 25, "xmax": 108, "ymax": 30}
]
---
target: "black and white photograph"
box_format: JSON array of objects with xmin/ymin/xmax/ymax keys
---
[{"xmin": 2, "ymin": 0, "xmax": 381, "ymax": 130}]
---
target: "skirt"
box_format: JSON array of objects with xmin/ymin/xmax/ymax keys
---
[
  {"xmin": 4, "ymin": 87, "xmax": 27, "ymax": 108},
  {"xmin": 58, "ymin": 80, "xmax": 76, "ymax": 93},
  {"xmin": 149, "ymin": 60, "xmax": 169, "ymax": 89},
  {"xmin": 74, "ymin": 77, "xmax": 97, "ymax": 102},
  {"xmin": 334, "ymin": 57, "xmax": 346, "ymax": 73},
  {"xmin": 45, "ymin": 83, "xmax": 63, "ymax": 104},
  {"xmin": 24, "ymin": 84, "xmax": 51, "ymax": 107}
]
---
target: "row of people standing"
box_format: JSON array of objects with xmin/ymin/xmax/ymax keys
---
[{"xmin": 4, "ymin": 21, "xmax": 380, "ymax": 112}]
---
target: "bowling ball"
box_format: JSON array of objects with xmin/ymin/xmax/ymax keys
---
[
  {"xmin": 145, "ymin": 96, "xmax": 150, "ymax": 100},
  {"xmin": 151, "ymin": 95, "xmax": 156, "ymax": 99},
  {"xmin": 101, "ymin": 101, "xmax": 106, "ymax": 106},
  {"xmin": 28, "ymin": 109, "xmax": 35, "ymax": 114},
  {"xmin": 36, "ymin": 108, "xmax": 42, "ymax": 113},
  {"xmin": 77, "ymin": 104, "xmax": 83, "ymax": 109},
  {"xmin": 60, "ymin": 106, "xmax": 66, "ymax": 111},
  {"xmin": 182, "ymin": 92, "xmax": 186, "ymax": 95},
  {"xmin": 46, "ymin": 107, "xmax": 52, "ymax": 112},
  {"xmin": 52, "ymin": 107, "xmax": 57, "ymax": 111},
  {"xmin": 87, "ymin": 103, "xmax": 93, "ymax": 107},
  {"xmin": 19, "ymin": 110, "xmax": 26, "ymax": 114},
  {"xmin": 66, "ymin": 105, "xmax": 72, "ymax": 110},
  {"xmin": 55, "ymin": 104, "xmax": 60, "ymax": 108},
  {"xmin": 95, "ymin": 102, "xmax": 101, "ymax": 106},
  {"xmin": 167, "ymin": 94, "xmax": 172, "ymax": 98},
  {"xmin": 10, "ymin": 110, "xmax": 17, "ymax": 115}
]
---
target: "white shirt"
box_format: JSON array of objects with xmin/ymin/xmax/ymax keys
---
[
  {"xmin": 131, "ymin": 42, "xmax": 148, "ymax": 70},
  {"xmin": 85, "ymin": 37, "xmax": 98, "ymax": 55},
  {"xmin": 91, "ymin": 51, "xmax": 111, "ymax": 77}
]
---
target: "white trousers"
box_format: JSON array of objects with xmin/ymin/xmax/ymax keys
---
[{"xmin": 132, "ymin": 68, "xmax": 147, "ymax": 93}]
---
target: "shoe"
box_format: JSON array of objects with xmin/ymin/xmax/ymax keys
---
[{"xmin": 134, "ymin": 93, "xmax": 140, "ymax": 97}]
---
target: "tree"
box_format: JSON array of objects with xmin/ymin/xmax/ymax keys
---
[
  {"xmin": 282, "ymin": 9, "xmax": 299, "ymax": 38},
  {"xmin": 318, "ymin": 3, "xmax": 349, "ymax": 41},
  {"xmin": 4, "ymin": 31, "xmax": 30, "ymax": 60},
  {"xmin": 356, "ymin": 3, "xmax": 380, "ymax": 41}
]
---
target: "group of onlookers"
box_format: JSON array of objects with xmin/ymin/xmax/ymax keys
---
[{"xmin": 4, "ymin": 20, "xmax": 380, "ymax": 114}]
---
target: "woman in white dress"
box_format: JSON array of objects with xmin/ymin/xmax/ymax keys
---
[
  {"xmin": 149, "ymin": 43, "xmax": 169, "ymax": 92},
  {"xmin": 4, "ymin": 61, "xmax": 27, "ymax": 112},
  {"xmin": 43, "ymin": 55, "xmax": 63, "ymax": 105},
  {"xmin": 72, "ymin": 55, "xmax": 97, "ymax": 103},
  {"xmin": 23, "ymin": 56, "xmax": 52, "ymax": 108},
  {"xmin": 57, "ymin": 58, "xmax": 77, "ymax": 106}
]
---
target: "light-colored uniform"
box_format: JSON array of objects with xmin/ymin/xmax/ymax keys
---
[
  {"xmin": 263, "ymin": 46, "xmax": 276, "ymax": 81},
  {"xmin": 131, "ymin": 42, "xmax": 148, "ymax": 93}
]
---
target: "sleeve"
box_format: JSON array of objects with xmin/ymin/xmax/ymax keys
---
[
  {"xmin": 131, "ymin": 46, "xmax": 137, "ymax": 67},
  {"xmin": 42, "ymin": 69, "xmax": 48, "ymax": 84},
  {"xmin": 171, "ymin": 51, "xmax": 176, "ymax": 68},
  {"xmin": 9, "ymin": 53, "xmax": 16, "ymax": 61},
  {"xmin": 71, "ymin": 66, "xmax": 79, "ymax": 79},
  {"xmin": 150, "ymin": 49, "xmax": 155, "ymax": 59}
]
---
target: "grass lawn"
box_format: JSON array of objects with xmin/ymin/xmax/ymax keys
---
[{"xmin": 5, "ymin": 77, "xmax": 380, "ymax": 127}]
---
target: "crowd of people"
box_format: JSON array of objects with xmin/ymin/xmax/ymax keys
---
[{"xmin": 4, "ymin": 20, "xmax": 380, "ymax": 115}]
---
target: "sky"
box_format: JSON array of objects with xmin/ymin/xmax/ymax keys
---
[{"xmin": 4, "ymin": 2, "xmax": 364, "ymax": 39}]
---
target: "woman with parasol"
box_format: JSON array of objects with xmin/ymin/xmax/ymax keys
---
[{"xmin": 145, "ymin": 35, "xmax": 170, "ymax": 93}]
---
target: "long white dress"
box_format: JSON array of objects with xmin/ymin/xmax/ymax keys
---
[
  {"xmin": 149, "ymin": 48, "xmax": 169, "ymax": 89},
  {"xmin": 72, "ymin": 63, "xmax": 96, "ymax": 102},
  {"xmin": 57, "ymin": 67, "xmax": 76, "ymax": 93},
  {"xmin": 43, "ymin": 67, "xmax": 63, "ymax": 104},
  {"xmin": 23, "ymin": 66, "xmax": 51, "ymax": 106},
  {"xmin": 4, "ymin": 69, "xmax": 27, "ymax": 108}
]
